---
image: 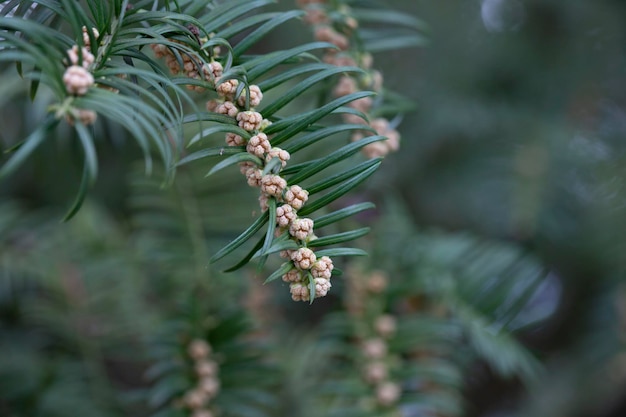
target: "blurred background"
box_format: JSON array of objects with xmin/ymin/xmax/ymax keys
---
[{"xmin": 1, "ymin": 0, "xmax": 626, "ymax": 416}]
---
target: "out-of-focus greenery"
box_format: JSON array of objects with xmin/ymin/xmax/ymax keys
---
[
  {"xmin": 377, "ymin": 1, "xmax": 626, "ymax": 416},
  {"xmin": 1, "ymin": 1, "xmax": 626, "ymax": 417}
]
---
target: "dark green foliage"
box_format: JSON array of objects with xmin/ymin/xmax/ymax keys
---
[{"xmin": 2, "ymin": 0, "xmax": 624, "ymax": 417}]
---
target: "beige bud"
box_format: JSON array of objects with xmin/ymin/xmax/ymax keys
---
[
  {"xmin": 376, "ymin": 381, "xmax": 401, "ymax": 406},
  {"xmin": 188, "ymin": 339, "xmax": 211, "ymax": 360}
]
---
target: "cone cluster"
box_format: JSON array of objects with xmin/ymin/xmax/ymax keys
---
[
  {"xmin": 150, "ymin": 29, "xmax": 340, "ymax": 301},
  {"xmin": 179, "ymin": 339, "xmax": 220, "ymax": 417},
  {"xmin": 150, "ymin": 34, "xmax": 222, "ymax": 93},
  {"xmin": 346, "ymin": 268, "xmax": 403, "ymax": 408},
  {"xmin": 228, "ymin": 84, "xmax": 334, "ymax": 302},
  {"xmin": 62, "ymin": 26, "xmax": 99, "ymax": 125},
  {"xmin": 298, "ymin": 1, "xmax": 401, "ymax": 158},
  {"xmin": 174, "ymin": 50, "xmax": 337, "ymax": 302}
]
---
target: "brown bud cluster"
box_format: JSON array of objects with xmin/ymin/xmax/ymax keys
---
[
  {"xmin": 180, "ymin": 339, "xmax": 220, "ymax": 415},
  {"xmin": 237, "ymin": 84, "xmax": 263, "ymax": 108},
  {"xmin": 216, "ymin": 78, "xmax": 239, "ymax": 99},
  {"xmin": 237, "ymin": 111, "xmax": 263, "ymax": 132},
  {"xmin": 160, "ymin": 27, "xmax": 336, "ymax": 303},
  {"xmin": 276, "ymin": 204, "xmax": 297, "ymax": 228},
  {"xmin": 284, "ymin": 185, "xmax": 309, "ymax": 210},
  {"xmin": 298, "ymin": 0, "xmax": 402, "ymax": 158},
  {"xmin": 64, "ymin": 108, "xmax": 97, "ymax": 126},
  {"xmin": 344, "ymin": 266, "xmax": 403, "ymax": 408},
  {"xmin": 260, "ymin": 174, "xmax": 287, "ymax": 198},
  {"xmin": 289, "ymin": 217, "xmax": 315, "ymax": 241},
  {"xmin": 215, "ymin": 101, "xmax": 239, "ymax": 118},
  {"xmin": 266, "ymin": 147, "xmax": 290, "ymax": 169},
  {"xmin": 81, "ymin": 26, "xmax": 99, "ymax": 50},
  {"xmin": 246, "ymin": 133, "xmax": 271, "ymax": 158},
  {"xmin": 291, "ymin": 247, "xmax": 317, "ymax": 270},
  {"xmin": 66, "ymin": 45, "xmax": 94, "ymax": 69},
  {"xmin": 60, "ymin": 28, "xmax": 105, "ymax": 124},
  {"xmin": 225, "ymin": 133, "xmax": 245, "ymax": 147},
  {"xmin": 150, "ymin": 40, "xmax": 220, "ymax": 92},
  {"xmin": 63, "ymin": 65, "xmax": 94, "ymax": 96}
]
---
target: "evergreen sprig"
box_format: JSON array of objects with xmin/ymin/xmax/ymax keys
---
[{"xmin": 0, "ymin": 0, "xmax": 393, "ymax": 298}]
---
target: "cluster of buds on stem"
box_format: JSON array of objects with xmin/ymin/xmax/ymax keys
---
[
  {"xmin": 204, "ymin": 66, "xmax": 335, "ymax": 302},
  {"xmin": 345, "ymin": 268, "xmax": 403, "ymax": 408},
  {"xmin": 62, "ymin": 26, "xmax": 100, "ymax": 126},
  {"xmin": 360, "ymin": 331, "xmax": 402, "ymax": 407},
  {"xmin": 178, "ymin": 339, "xmax": 220, "ymax": 417},
  {"xmin": 297, "ymin": 1, "xmax": 401, "ymax": 159},
  {"xmin": 150, "ymin": 30, "xmax": 223, "ymax": 93}
]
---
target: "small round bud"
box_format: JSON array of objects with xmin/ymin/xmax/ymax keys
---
[
  {"xmin": 311, "ymin": 256, "xmax": 334, "ymax": 279},
  {"xmin": 276, "ymin": 204, "xmax": 297, "ymax": 227},
  {"xmin": 260, "ymin": 174, "xmax": 287, "ymax": 198},
  {"xmin": 81, "ymin": 26, "xmax": 99, "ymax": 49},
  {"xmin": 183, "ymin": 389, "xmax": 208, "ymax": 409},
  {"xmin": 314, "ymin": 277, "xmax": 331, "ymax": 297},
  {"xmin": 225, "ymin": 132, "xmax": 245, "ymax": 147},
  {"xmin": 237, "ymin": 84, "xmax": 263, "ymax": 108},
  {"xmin": 198, "ymin": 377, "xmax": 220, "ymax": 398},
  {"xmin": 265, "ymin": 147, "xmax": 290, "ymax": 169},
  {"xmin": 370, "ymin": 118, "xmax": 389, "ymax": 134},
  {"xmin": 66, "ymin": 45, "xmax": 95, "ymax": 68},
  {"xmin": 206, "ymin": 99, "xmax": 219, "ymax": 112},
  {"xmin": 315, "ymin": 25, "xmax": 349, "ymax": 50},
  {"xmin": 289, "ymin": 217, "xmax": 314, "ymax": 241},
  {"xmin": 65, "ymin": 108, "xmax": 97, "ymax": 126},
  {"xmin": 245, "ymin": 168, "xmax": 263, "ymax": 187},
  {"xmin": 237, "ymin": 111, "xmax": 263, "ymax": 132},
  {"xmin": 361, "ymin": 338, "xmax": 387, "ymax": 359},
  {"xmin": 344, "ymin": 16, "xmax": 358, "ymax": 31},
  {"xmin": 282, "ymin": 268, "xmax": 303, "ymax": 283},
  {"xmin": 184, "ymin": 60, "xmax": 196, "ymax": 73},
  {"xmin": 376, "ymin": 381, "xmax": 401, "ymax": 406},
  {"xmin": 63, "ymin": 65, "xmax": 94, "ymax": 95},
  {"xmin": 195, "ymin": 360, "xmax": 218, "ymax": 378},
  {"xmin": 385, "ymin": 130, "xmax": 400, "ymax": 152},
  {"xmin": 374, "ymin": 315, "xmax": 397, "ymax": 338},
  {"xmin": 202, "ymin": 61, "xmax": 223, "ymax": 82},
  {"xmin": 284, "ymin": 185, "xmax": 309, "ymax": 210},
  {"xmin": 215, "ymin": 101, "xmax": 239, "ymax": 118},
  {"xmin": 367, "ymin": 271, "xmax": 388, "ymax": 293},
  {"xmin": 150, "ymin": 43, "xmax": 169, "ymax": 58},
  {"xmin": 290, "ymin": 282, "xmax": 310, "ymax": 302},
  {"xmin": 363, "ymin": 362, "xmax": 388, "ymax": 384},
  {"xmin": 246, "ymin": 133, "xmax": 271, "ymax": 158},
  {"xmin": 238, "ymin": 161, "xmax": 256, "ymax": 175},
  {"xmin": 333, "ymin": 75, "xmax": 357, "ymax": 98},
  {"xmin": 291, "ymin": 247, "xmax": 316, "ymax": 270},
  {"xmin": 216, "ymin": 78, "xmax": 238, "ymax": 98},
  {"xmin": 303, "ymin": 8, "xmax": 328, "ymax": 25},
  {"xmin": 370, "ymin": 118, "xmax": 400, "ymax": 153},
  {"xmin": 188, "ymin": 339, "xmax": 211, "ymax": 360}
]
